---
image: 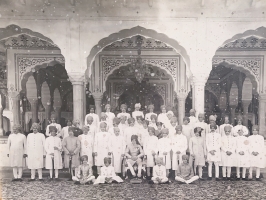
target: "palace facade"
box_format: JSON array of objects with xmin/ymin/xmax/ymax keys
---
[{"xmin": 0, "ymin": 0, "xmax": 266, "ymax": 141}]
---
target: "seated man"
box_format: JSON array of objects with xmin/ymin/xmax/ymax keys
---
[
  {"xmin": 175, "ymin": 155, "xmax": 199, "ymax": 184},
  {"xmin": 125, "ymin": 135, "xmax": 144, "ymax": 178},
  {"xmin": 72, "ymin": 155, "xmax": 95, "ymax": 185},
  {"xmin": 149, "ymin": 157, "xmax": 169, "ymax": 184}
]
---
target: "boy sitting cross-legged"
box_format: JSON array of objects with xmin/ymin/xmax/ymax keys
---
[{"xmin": 149, "ymin": 157, "xmax": 169, "ymax": 184}]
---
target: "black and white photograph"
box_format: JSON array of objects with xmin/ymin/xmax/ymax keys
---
[{"xmin": 1, "ymin": 0, "xmax": 266, "ymax": 199}]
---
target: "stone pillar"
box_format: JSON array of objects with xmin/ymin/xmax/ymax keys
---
[
  {"xmin": 177, "ymin": 94, "xmax": 187, "ymax": 125},
  {"xmin": 68, "ymin": 72, "xmax": 85, "ymax": 127},
  {"xmin": 0, "ymin": 96, "xmax": 3, "ymax": 135},
  {"xmin": 192, "ymin": 80, "xmax": 206, "ymax": 117},
  {"xmin": 8, "ymin": 91, "xmax": 21, "ymax": 126},
  {"xmin": 259, "ymin": 94, "xmax": 266, "ymax": 138},
  {"xmin": 242, "ymin": 100, "xmax": 251, "ymax": 127},
  {"xmin": 92, "ymin": 92, "xmax": 103, "ymax": 117},
  {"xmin": 230, "ymin": 105, "xmax": 237, "ymax": 126},
  {"xmin": 28, "ymin": 98, "xmax": 38, "ymax": 123}
]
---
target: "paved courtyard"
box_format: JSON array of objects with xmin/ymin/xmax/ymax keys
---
[{"xmin": 1, "ymin": 178, "xmax": 266, "ymax": 200}]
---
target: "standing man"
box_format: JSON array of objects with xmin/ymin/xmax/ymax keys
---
[
  {"xmin": 7, "ymin": 124, "xmax": 27, "ymax": 181},
  {"xmin": 27, "ymin": 123, "xmax": 46, "ymax": 181}
]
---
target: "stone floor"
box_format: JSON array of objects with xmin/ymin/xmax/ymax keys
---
[{"xmin": 1, "ymin": 178, "xmax": 266, "ymax": 200}]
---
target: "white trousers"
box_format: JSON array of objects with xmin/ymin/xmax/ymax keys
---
[
  {"xmin": 49, "ymin": 169, "xmax": 59, "ymax": 178},
  {"xmin": 13, "ymin": 167, "xmax": 23, "ymax": 179},
  {"xmin": 236, "ymin": 167, "xmax": 246, "ymax": 178},
  {"xmin": 31, "ymin": 169, "xmax": 42, "ymax": 179},
  {"xmin": 151, "ymin": 176, "xmax": 168, "ymax": 183},
  {"xmin": 208, "ymin": 162, "xmax": 219, "ymax": 178},
  {"xmin": 222, "ymin": 166, "xmax": 231, "ymax": 177},
  {"xmin": 175, "ymin": 176, "xmax": 199, "ymax": 184},
  {"xmin": 249, "ymin": 167, "xmax": 260, "ymax": 178},
  {"xmin": 72, "ymin": 176, "xmax": 95, "ymax": 183}
]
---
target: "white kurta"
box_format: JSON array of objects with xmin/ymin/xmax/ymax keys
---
[
  {"xmin": 45, "ymin": 136, "xmax": 63, "ymax": 169},
  {"xmin": 182, "ymin": 124, "xmax": 194, "ymax": 152},
  {"xmin": 117, "ymin": 112, "xmax": 131, "ymax": 120},
  {"xmin": 236, "ymin": 135, "xmax": 250, "ymax": 167},
  {"xmin": 144, "ymin": 135, "xmax": 158, "ymax": 167},
  {"xmin": 158, "ymin": 137, "xmax": 171, "ymax": 169},
  {"xmin": 85, "ymin": 113, "xmax": 99, "ymax": 128},
  {"xmin": 105, "ymin": 112, "xmax": 115, "ymax": 127},
  {"xmin": 78, "ymin": 134, "xmax": 94, "ymax": 166},
  {"xmin": 93, "ymin": 131, "xmax": 111, "ymax": 166},
  {"xmin": 87, "ymin": 124, "xmax": 97, "ymax": 139},
  {"xmin": 137, "ymin": 127, "xmax": 149, "ymax": 146},
  {"xmin": 249, "ymin": 135, "xmax": 265, "ymax": 168},
  {"xmin": 109, "ymin": 135, "xmax": 126, "ymax": 173},
  {"xmin": 219, "ymin": 124, "xmax": 233, "ymax": 137},
  {"xmin": 157, "ymin": 113, "xmax": 168, "ymax": 124},
  {"xmin": 7, "ymin": 133, "xmax": 27, "ymax": 167},
  {"xmin": 98, "ymin": 120, "xmax": 111, "ymax": 132},
  {"xmin": 60, "ymin": 126, "xmax": 70, "ymax": 139},
  {"xmin": 206, "ymin": 132, "xmax": 221, "ymax": 162},
  {"xmin": 233, "ymin": 125, "xmax": 249, "ymax": 137},
  {"xmin": 46, "ymin": 123, "xmax": 62, "ymax": 137},
  {"xmin": 27, "ymin": 133, "xmax": 46, "ymax": 169},
  {"xmin": 168, "ymin": 125, "xmax": 176, "ymax": 139},
  {"xmin": 153, "ymin": 165, "xmax": 167, "ymax": 179},
  {"xmin": 118, "ymin": 123, "xmax": 128, "ymax": 138},
  {"xmin": 94, "ymin": 165, "xmax": 123, "ymax": 184},
  {"xmin": 189, "ymin": 116, "xmax": 197, "ymax": 128},
  {"xmin": 148, "ymin": 122, "xmax": 158, "ymax": 130},
  {"xmin": 145, "ymin": 112, "xmax": 157, "ymax": 121},
  {"xmin": 124, "ymin": 126, "xmax": 139, "ymax": 146},
  {"xmin": 132, "ymin": 111, "xmax": 144, "ymax": 120},
  {"xmin": 220, "ymin": 135, "xmax": 236, "ymax": 167},
  {"xmin": 171, "ymin": 134, "xmax": 187, "ymax": 170},
  {"xmin": 206, "ymin": 124, "xmax": 220, "ymax": 135}
]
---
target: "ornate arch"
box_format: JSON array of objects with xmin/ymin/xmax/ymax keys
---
[{"xmin": 86, "ymin": 26, "xmax": 191, "ymax": 79}]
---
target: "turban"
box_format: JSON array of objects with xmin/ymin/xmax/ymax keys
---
[
  {"xmin": 100, "ymin": 112, "xmax": 107, "ymax": 118},
  {"xmin": 160, "ymin": 105, "xmax": 166, "ymax": 110},
  {"xmin": 81, "ymin": 155, "xmax": 88, "ymax": 162},
  {"xmin": 113, "ymin": 117, "xmax": 120, "ymax": 125},
  {"xmin": 198, "ymin": 113, "xmax": 205, "ymax": 119},
  {"xmin": 13, "ymin": 124, "xmax": 22, "ymax": 133},
  {"xmin": 252, "ymin": 125, "xmax": 259, "ymax": 131},
  {"xmin": 113, "ymin": 127, "xmax": 120, "ymax": 133},
  {"xmin": 73, "ymin": 119, "xmax": 80, "ymax": 124},
  {"xmin": 135, "ymin": 103, "xmax": 141, "ymax": 108},
  {"xmin": 175, "ymin": 125, "xmax": 182, "ymax": 131},
  {"xmin": 209, "ymin": 115, "xmax": 216, "ymax": 121},
  {"xmin": 161, "ymin": 128, "xmax": 169, "ymax": 134},
  {"xmin": 167, "ymin": 111, "xmax": 174, "ymax": 116},
  {"xmin": 182, "ymin": 155, "xmax": 189, "ymax": 160},
  {"xmin": 127, "ymin": 117, "xmax": 135, "ymax": 124},
  {"xmin": 49, "ymin": 126, "xmax": 57, "ymax": 133},
  {"xmin": 82, "ymin": 126, "xmax": 90, "ymax": 132},
  {"xmin": 31, "ymin": 123, "xmax": 40, "ymax": 130},
  {"xmin": 100, "ymin": 122, "xmax": 107, "ymax": 128},
  {"xmin": 68, "ymin": 126, "xmax": 76, "ymax": 132},
  {"xmin": 148, "ymin": 104, "xmax": 154, "ymax": 110},
  {"xmin": 105, "ymin": 104, "xmax": 111, "ymax": 109},
  {"xmin": 66, "ymin": 119, "xmax": 72, "ymax": 124},
  {"xmin": 156, "ymin": 157, "xmax": 164, "ymax": 163},
  {"xmin": 86, "ymin": 116, "xmax": 93, "ymax": 121},
  {"xmin": 120, "ymin": 104, "xmax": 127, "ymax": 109},
  {"xmin": 150, "ymin": 114, "xmax": 157, "ymax": 120},
  {"xmin": 189, "ymin": 109, "xmax": 196, "ymax": 113},
  {"xmin": 170, "ymin": 117, "xmax": 177, "ymax": 123},
  {"xmin": 148, "ymin": 126, "xmax": 155, "ymax": 133},
  {"xmin": 73, "ymin": 127, "xmax": 83, "ymax": 137},
  {"xmin": 183, "ymin": 117, "xmax": 190, "ymax": 123},
  {"xmin": 136, "ymin": 116, "xmax": 143, "ymax": 120},
  {"xmin": 104, "ymin": 157, "xmax": 111, "ymax": 164},
  {"xmin": 224, "ymin": 125, "xmax": 232, "ymax": 132}
]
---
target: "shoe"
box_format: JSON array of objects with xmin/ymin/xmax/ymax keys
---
[
  {"xmin": 236, "ymin": 178, "xmax": 241, "ymax": 181},
  {"xmin": 242, "ymin": 178, "xmax": 248, "ymax": 181},
  {"xmin": 67, "ymin": 178, "xmax": 73, "ymax": 181},
  {"xmin": 74, "ymin": 181, "xmax": 80, "ymax": 185},
  {"xmin": 148, "ymin": 180, "xmax": 154, "ymax": 184},
  {"xmin": 47, "ymin": 178, "xmax": 53, "ymax": 181},
  {"xmin": 216, "ymin": 178, "xmax": 221, "ymax": 181},
  {"xmin": 207, "ymin": 177, "xmax": 212, "ymax": 181},
  {"xmin": 222, "ymin": 177, "xmax": 227, "ymax": 181},
  {"xmin": 54, "ymin": 178, "xmax": 60, "ymax": 181},
  {"xmin": 199, "ymin": 177, "xmax": 205, "ymax": 181},
  {"xmin": 256, "ymin": 178, "xmax": 262, "ymax": 181},
  {"xmin": 38, "ymin": 179, "xmax": 44, "ymax": 181},
  {"xmin": 28, "ymin": 179, "xmax": 35, "ymax": 182}
]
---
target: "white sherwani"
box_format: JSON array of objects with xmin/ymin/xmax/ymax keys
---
[
  {"xmin": 157, "ymin": 113, "xmax": 168, "ymax": 124},
  {"xmin": 94, "ymin": 166, "xmax": 123, "ymax": 184},
  {"xmin": 109, "ymin": 135, "xmax": 126, "ymax": 173},
  {"xmin": 249, "ymin": 135, "xmax": 265, "ymax": 168},
  {"xmin": 117, "ymin": 112, "xmax": 131, "ymax": 120},
  {"xmin": 144, "ymin": 135, "xmax": 158, "ymax": 167},
  {"xmin": 236, "ymin": 135, "xmax": 250, "ymax": 167},
  {"xmin": 206, "ymin": 132, "xmax": 221, "ymax": 162},
  {"xmin": 152, "ymin": 165, "xmax": 168, "ymax": 183},
  {"xmin": 168, "ymin": 125, "xmax": 177, "ymax": 139},
  {"xmin": 132, "ymin": 111, "xmax": 144, "ymax": 120},
  {"xmin": 220, "ymin": 135, "xmax": 236, "ymax": 167},
  {"xmin": 78, "ymin": 134, "xmax": 94, "ymax": 166},
  {"xmin": 105, "ymin": 112, "xmax": 115, "ymax": 128},
  {"xmin": 7, "ymin": 133, "xmax": 27, "ymax": 167},
  {"xmin": 46, "ymin": 123, "xmax": 62, "ymax": 137},
  {"xmin": 189, "ymin": 116, "xmax": 197, "ymax": 128},
  {"xmin": 87, "ymin": 124, "xmax": 97, "ymax": 139},
  {"xmin": 85, "ymin": 113, "xmax": 99, "ymax": 128},
  {"xmin": 27, "ymin": 133, "xmax": 46, "ymax": 169},
  {"xmin": 45, "ymin": 136, "xmax": 63, "ymax": 169},
  {"xmin": 171, "ymin": 134, "xmax": 187, "ymax": 170},
  {"xmin": 158, "ymin": 137, "xmax": 171, "ymax": 169},
  {"xmin": 138, "ymin": 127, "xmax": 149, "ymax": 146},
  {"xmin": 206, "ymin": 124, "xmax": 220, "ymax": 135},
  {"xmin": 118, "ymin": 123, "xmax": 128, "ymax": 137},
  {"xmin": 182, "ymin": 125, "xmax": 194, "ymax": 152},
  {"xmin": 219, "ymin": 124, "xmax": 233, "ymax": 137},
  {"xmin": 233, "ymin": 125, "xmax": 249, "ymax": 137},
  {"xmin": 60, "ymin": 126, "xmax": 71, "ymax": 139},
  {"xmin": 93, "ymin": 131, "xmax": 111, "ymax": 166},
  {"xmin": 145, "ymin": 112, "xmax": 157, "ymax": 121}
]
